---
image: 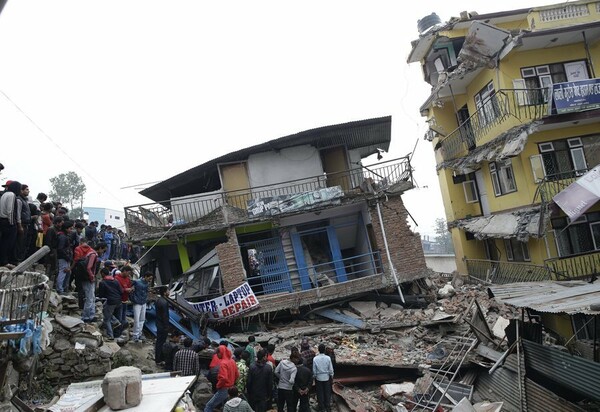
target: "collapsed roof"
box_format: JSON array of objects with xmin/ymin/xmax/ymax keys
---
[{"xmin": 140, "ymin": 116, "xmax": 392, "ymax": 203}]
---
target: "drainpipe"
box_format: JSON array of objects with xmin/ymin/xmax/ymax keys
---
[{"xmin": 376, "ymin": 200, "xmax": 405, "ymax": 304}]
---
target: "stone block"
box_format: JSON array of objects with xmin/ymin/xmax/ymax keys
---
[{"xmin": 102, "ymin": 366, "xmax": 142, "ymax": 410}]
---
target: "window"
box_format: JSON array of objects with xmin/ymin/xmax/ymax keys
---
[
  {"xmin": 115, "ymin": 216, "xmax": 121, "ymax": 220},
  {"xmin": 475, "ymin": 81, "xmax": 500, "ymax": 126},
  {"xmin": 537, "ymin": 138, "xmax": 588, "ymax": 180},
  {"xmin": 489, "ymin": 159, "xmax": 516, "ymax": 196},
  {"xmin": 552, "ymin": 214, "xmax": 600, "ymax": 256},
  {"xmin": 504, "ymin": 239, "xmax": 531, "ymax": 262},
  {"xmin": 463, "ymin": 180, "xmax": 479, "ymax": 203},
  {"xmin": 516, "ymin": 60, "xmax": 589, "ymax": 105}
]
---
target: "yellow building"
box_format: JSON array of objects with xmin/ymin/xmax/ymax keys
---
[{"xmin": 409, "ymin": 0, "xmax": 600, "ymax": 281}]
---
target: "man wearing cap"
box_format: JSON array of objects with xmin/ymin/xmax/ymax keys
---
[{"xmin": 0, "ymin": 181, "xmax": 22, "ymax": 266}]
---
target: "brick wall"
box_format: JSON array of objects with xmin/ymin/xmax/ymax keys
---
[
  {"xmin": 369, "ymin": 196, "xmax": 430, "ymax": 282},
  {"xmin": 216, "ymin": 227, "xmax": 246, "ymax": 292}
]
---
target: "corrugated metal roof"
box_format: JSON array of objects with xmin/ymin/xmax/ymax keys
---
[
  {"xmin": 523, "ymin": 339, "xmax": 600, "ymax": 402},
  {"xmin": 489, "ymin": 281, "xmax": 600, "ymax": 315},
  {"xmin": 473, "ymin": 364, "xmax": 584, "ymax": 412},
  {"xmin": 140, "ymin": 116, "xmax": 392, "ymax": 202}
]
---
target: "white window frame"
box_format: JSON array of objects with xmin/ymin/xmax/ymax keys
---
[
  {"xmin": 539, "ymin": 142, "xmax": 554, "ymax": 152},
  {"xmin": 591, "ymin": 222, "xmax": 600, "ymax": 250},
  {"xmin": 475, "ymin": 81, "xmax": 497, "ymax": 126},
  {"xmin": 489, "ymin": 162, "xmax": 502, "ymax": 196},
  {"xmin": 463, "ymin": 180, "xmax": 479, "ymax": 203},
  {"xmin": 490, "ymin": 159, "xmax": 517, "ymax": 196},
  {"xmin": 530, "ymin": 154, "xmax": 546, "ymax": 183},
  {"xmin": 536, "ymin": 65, "xmax": 550, "ymax": 75}
]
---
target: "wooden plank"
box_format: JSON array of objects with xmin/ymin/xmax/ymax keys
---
[{"xmin": 0, "ymin": 332, "xmax": 25, "ymax": 341}]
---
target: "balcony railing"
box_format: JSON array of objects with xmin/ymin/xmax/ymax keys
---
[
  {"xmin": 125, "ymin": 157, "xmax": 413, "ymax": 238},
  {"xmin": 440, "ymin": 88, "xmax": 550, "ymax": 161},
  {"xmin": 246, "ymin": 250, "xmax": 384, "ymax": 297},
  {"xmin": 536, "ymin": 170, "xmax": 587, "ymax": 203},
  {"xmin": 545, "ymin": 251, "xmax": 600, "ymax": 280},
  {"xmin": 0, "ymin": 271, "xmax": 48, "ymax": 341},
  {"xmin": 465, "ymin": 258, "xmax": 553, "ymax": 284}
]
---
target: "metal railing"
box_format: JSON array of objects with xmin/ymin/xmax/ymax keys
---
[
  {"xmin": 125, "ymin": 157, "xmax": 413, "ymax": 237},
  {"xmin": 0, "ymin": 271, "xmax": 49, "ymax": 340},
  {"xmin": 441, "ymin": 88, "xmax": 550, "ymax": 161},
  {"xmin": 536, "ymin": 170, "xmax": 587, "ymax": 203},
  {"xmin": 545, "ymin": 252, "xmax": 600, "ymax": 280},
  {"xmin": 465, "ymin": 258, "xmax": 553, "ymax": 284},
  {"xmin": 246, "ymin": 250, "xmax": 384, "ymax": 297}
]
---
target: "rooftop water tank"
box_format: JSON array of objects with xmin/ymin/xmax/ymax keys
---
[{"xmin": 418, "ymin": 13, "xmax": 442, "ymax": 34}]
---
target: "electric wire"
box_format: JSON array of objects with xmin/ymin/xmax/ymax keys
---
[{"xmin": 0, "ymin": 89, "xmax": 124, "ymax": 206}]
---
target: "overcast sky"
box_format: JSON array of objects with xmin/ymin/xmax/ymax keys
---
[{"xmin": 0, "ymin": 0, "xmax": 552, "ymax": 236}]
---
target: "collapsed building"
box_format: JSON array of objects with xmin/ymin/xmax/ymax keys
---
[{"xmin": 125, "ymin": 116, "xmax": 431, "ymax": 324}]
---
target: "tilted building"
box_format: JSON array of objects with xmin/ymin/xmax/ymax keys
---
[
  {"xmin": 409, "ymin": 0, "xmax": 600, "ymax": 282},
  {"xmin": 124, "ymin": 116, "xmax": 429, "ymax": 318}
]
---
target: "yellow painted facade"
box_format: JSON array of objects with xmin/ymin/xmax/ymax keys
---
[{"xmin": 412, "ymin": 0, "xmax": 600, "ymax": 278}]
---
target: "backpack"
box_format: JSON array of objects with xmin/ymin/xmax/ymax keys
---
[{"xmin": 73, "ymin": 252, "xmax": 96, "ymax": 281}]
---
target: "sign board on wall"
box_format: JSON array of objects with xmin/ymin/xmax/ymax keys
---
[
  {"xmin": 186, "ymin": 282, "xmax": 259, "ymax": 320},
  {"xmin": 247, "ymin": 186, "xmax": 343, "ymax": 218},
  {"xmin": 553, "ymin": 79, "xmax": 600, "ymax": 114}
]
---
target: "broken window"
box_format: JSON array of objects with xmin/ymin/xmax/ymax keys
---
[
  {"xmin": 504, "ymin": 238, "xmax": 530, "ymax": 262},
  {"xmin": 489, "ymin": 159, "xmax": 517, "ymax": 196},
  {"xmin": 475, "ymin": 81, "xmax": 500, "ymax": 126}
]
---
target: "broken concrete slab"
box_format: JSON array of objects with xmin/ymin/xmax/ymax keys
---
[
  {"xmin": 381, "ymin": 382, "xmax": 415, "ymax": 398},
  {"xmin": 349, "ymin": 301, "xmax": 379, "ymax": 319}
]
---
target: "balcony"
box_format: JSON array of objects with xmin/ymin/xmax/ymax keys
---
[
  {"xmin": 246, "ymin": 250, "xmax": 384, "ymax": 297},
  {"xmin": 545, "ymin": 251, "xmax": 600, "ymax": 281},
  {"xmin": 536, "ymin": 171, "xmax": 587, "ymax": 204},
  {"xmin": 125, "ymin": 157, "xmax": 413, "ymax": 239},
  {"xmin": 440, "ymin": 88, "xmax": 550, "ymax": 161},
  {"xmin": 465, "ymin": 258, "xmax": 554, "ymax": 284}
]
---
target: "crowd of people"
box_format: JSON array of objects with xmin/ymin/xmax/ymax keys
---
[
  {"xmin": 157, "ymin": 333, "xmax": 336, "ymax": 412},
  {"xmin": 0, "ymin": 179, "xmax": 141, "ymax": 268}
]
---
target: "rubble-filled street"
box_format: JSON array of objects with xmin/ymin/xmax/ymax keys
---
[{"xmin": 4, "ymin": 265, "xmax": 572, "ymax": 412}]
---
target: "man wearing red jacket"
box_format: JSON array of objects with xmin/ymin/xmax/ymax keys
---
[{"xmin": 204, "ymin": 345, "xmax": 239, "ymax": 412}]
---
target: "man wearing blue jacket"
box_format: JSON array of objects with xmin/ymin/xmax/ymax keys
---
[{"xmin": 130, "ymin": 272, "xmax": 154, "ymax": 342}]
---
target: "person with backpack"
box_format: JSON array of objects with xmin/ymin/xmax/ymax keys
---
[
  {"xmin": 72, "ymin": 238, "xmax": 94, "ymax": 309},
  {"xmin": 81, "ymin": 242, "xmax": 107, "ymax": 323}
]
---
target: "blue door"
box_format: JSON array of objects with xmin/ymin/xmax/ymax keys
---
[{"xmin": 253, "ymin": 237, "xmax": 293, "ymax": 294}]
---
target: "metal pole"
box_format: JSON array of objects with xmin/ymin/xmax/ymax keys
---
[
  {"xmin": 516, "ymin": 320, "xmax": 523, "ymax": 412},
  {"xmin": 376, "ymin": 201, "xmax": 404, "ymax": 304}
]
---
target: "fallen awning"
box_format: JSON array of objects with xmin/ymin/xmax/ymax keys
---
[
  {"xmin": 438, "ymin": 122, "xmax": 540, "ymax": 173},
  {"xmin": 453, "ymin": 206, "xmax": 546, "ymax": 241}
]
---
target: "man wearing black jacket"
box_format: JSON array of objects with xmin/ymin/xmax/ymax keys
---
[
  {"xmin": 247, "ymin": 349, "xmax": 273, "ymax": 412},
  {"xmin": 293, "ymin": 357, "xmax": 313, "ymax": 412},
  {"xmin": 98, "ymin": 268, "xmax": 123, "ymax": 339},
  {"xmin": 155, "ymin": 286, "xmax": 170, "ymax": 364}
]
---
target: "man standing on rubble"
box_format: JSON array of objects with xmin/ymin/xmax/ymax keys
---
[
  {"xmin": 130, "ymin": 272, "xmax": 153, "ymax": 342},
  {"xmin": 313, "ymin": 343, "xmax": 334, "ymax": 412}
]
